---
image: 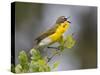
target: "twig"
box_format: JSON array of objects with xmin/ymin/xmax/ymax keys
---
[
  {"xmin": 47, "ymin": 49, "xmax": 61, "ymax": 62},
  {"xmin": 47, "ymin": 54, "xmax": 56, "ymax": 62}
]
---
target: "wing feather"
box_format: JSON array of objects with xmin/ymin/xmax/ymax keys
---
[{"xmin": 35, "ymin": 24, "xmax": 58, "ymax": 44}]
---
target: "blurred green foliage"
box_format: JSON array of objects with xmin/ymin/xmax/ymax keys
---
[
  {"xmin": 15, "ymin": 49, "xmax": 51, "ymax": 73},
  {"xmin": 15, "ymin": 34, "xmax": 76, "ymax": 73},
  {"xmin": 53, "ymin": 61, "xmax": 60, "ymax": 69},
  {"xmin": 65, "ymin": 35, "xmax": 76, "ymax": 49}
]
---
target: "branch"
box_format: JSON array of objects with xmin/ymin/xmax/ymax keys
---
[{"xmin": 47, "ymin": 47, "xmax": 61, "ymax": 62}]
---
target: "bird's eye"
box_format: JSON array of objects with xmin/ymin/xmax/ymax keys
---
[{"xmin": 64, "ymin": 18, "xmax": 67, "ymax": 21}]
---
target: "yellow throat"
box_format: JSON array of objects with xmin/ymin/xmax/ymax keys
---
[{"xmin": 49, "ymin": 21, "xmax": 70, "ymax": 42}]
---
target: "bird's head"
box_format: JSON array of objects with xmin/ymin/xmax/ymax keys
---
[
  {"xmin": 56, "ymin": 16, "xmax": 71, "ymax": 33},
  {"xmin": 56, "ymin": 16, "xmax": 71, "ymax": 24}
]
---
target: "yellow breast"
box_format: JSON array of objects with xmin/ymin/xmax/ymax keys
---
[
  {"xmin": 49, "ymin": 32, "xmax": 61, "ymax": 42},
  {"xmin": 49, "ymin": 21, "xmax": 70, "ymax": 42}
]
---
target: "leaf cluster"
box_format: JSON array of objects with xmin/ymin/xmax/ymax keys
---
[
  {"xmin": 15, "ymin": 49, "xmax": 51, "ymax": 73},
  {"xmin": 14, "ymin": 34, "xmax": 76, "ymax": 73}
]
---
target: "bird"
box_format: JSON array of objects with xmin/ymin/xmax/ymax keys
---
[{"xmin": 34, "ymin": 16, "xmax": 71, "ymax": 50}]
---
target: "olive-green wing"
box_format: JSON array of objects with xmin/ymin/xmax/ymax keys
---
[{"xmin": 35, "ymin": 24, "xmax": 58, "ymax": 44}]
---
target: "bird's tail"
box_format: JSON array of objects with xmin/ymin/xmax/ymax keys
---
[
  {"xmin": 32, "ymin": 39, "xmax": 38, "ymax": 48},
  {"xmin": 33, "ymin": 39, "xmax": 45, "ymax": 52}
]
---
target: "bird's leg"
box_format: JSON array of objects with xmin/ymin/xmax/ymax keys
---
[{"xmin": 47, "ymin": 46, "xmax": 59, "ymax": 50}]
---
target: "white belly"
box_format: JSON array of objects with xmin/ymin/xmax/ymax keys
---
[{"xmin": 38, "ymin": 37, "xmax": 52, "ymax": 47}]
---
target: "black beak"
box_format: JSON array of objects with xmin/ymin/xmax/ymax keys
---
[
  {"xmin": 64, "ymin": 18, "xmax": 67, "ymax": 21},
  {"xmin": 64, "ymin": 17, "xmax": 71, "ymax": 23},
  {"xmin": 67, "ymin": 21, "xmax": 71, "ymax": 23}
]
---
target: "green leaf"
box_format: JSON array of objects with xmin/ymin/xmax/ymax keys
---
[
  {"xmin": 18, "ymin": 51, "xmax": 28, "ymax": 65},
  {"xmin": 22, "ymin": 63, "xmax": 29, "ymax": 72},
  {"xmin": 38, "ymin": 65, "xmax": 51, "ymax": 72},
  {"xmin": 29, "ymin": 61, "xmax": 39, "ymax": 72},
  {"xmin": 31, "ymin": 54, "xmax": 41, "ymax": 61},
  {"xmin": 44, "ymin": 65, "xmax": 51, "ymax": 71},
  {"xmin": 38, "ymin": 59, "xmax": 46, "ymax": 66},
  {"xmin": 30, "ymin": 48, "xmax": 38, "ymax": 55},
  {"xmin": 47, "ymin": 66, "xmax": 51, "ymax": 71},
  {"xmin": 39, "ymin": 66, "xmax": 45, "ymax": 72},
  {"xmin": 65, "ymin": 35, "xmax": 76, "ymax": 48},
  {"xmin": 53, "ymin": 61, "xmax": 59, "ymax": 69},
  {"xmin": 15, "ymin": 64, "xmax": 22, "ymax": 73},
  {"xmin": 18, "ymin": 51, "xmax": 29, "ymax": 72},
  {"xmin": 30, "ymin": 48, "xmax": 41, "ymax": 61},
  {"xmin": 37, "ymin": 59, "xmax": 51, "ymax": 72}
]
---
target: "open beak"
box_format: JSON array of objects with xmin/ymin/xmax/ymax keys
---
[
  {"xmin": 67, "ymin": 21, "xmax": 71, "ymax": 23},
  {"xmin": 64, "ymin": 16, "xmax": 71, "ymax": 23}
]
